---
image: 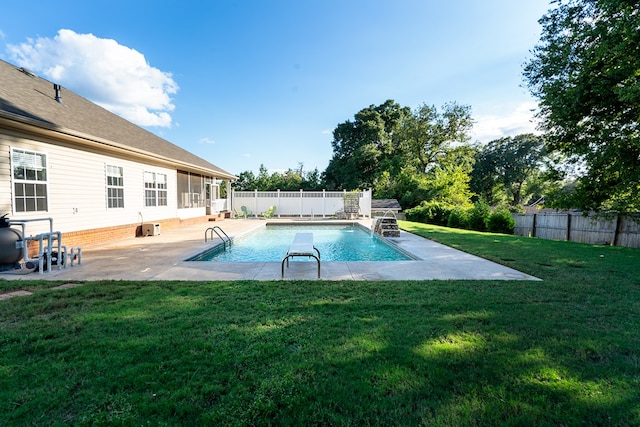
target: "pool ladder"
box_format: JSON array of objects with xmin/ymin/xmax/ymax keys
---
[{"xmin": 205, "ymin": 226, "xmax": 231, "ymax": 249}]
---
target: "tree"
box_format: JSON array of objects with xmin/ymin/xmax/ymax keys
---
[
  {"xmin": 374, "ymin": 167, "xmax": 434, "ymax": 208},
  {"xmin": 324, "ymin": 99, "xmax": 475, "ymax": 209},
  {"xmin": 471, "ymin": 134, "xmax": 553, "ymax": 208},
  {"xmin": 232, "ymin": 164, "xmax": 324, "ymax": 191},
  {"xmin": 429, "ymin": 165, "xmax": 475, "ymax": 207},
  {"xmin": 399, "ymin": 102, "xmax": 474, "ymax": 173},
  {"xmin": 387, "ymin": 102, "xmax": 474, "ymax": 208},
  {"xmin": 323, "ymin": 100, "xmax": 410, "ymax": 190},
  {"xmin": 523, "ymin": 0, "xmax": 640, "ymax": 212},
  {"xmin": 300, "ymin": 167, "xmax": 323, "ymax": 190},
  {"xmin": 254, "ymin": 164, "xmax": 274, "ymax": 190},
  {"xmin": 233, "ymin": 170, "xmax": 257, "ymax": 191}
]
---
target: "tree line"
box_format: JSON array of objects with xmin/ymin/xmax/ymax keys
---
[
  {"xmin": 234, "ymin": 0, "xmax": 639, "ymax": 216},
  {"xmin": 234, "ymin": 100, "xmax": 557, "ymax": 214}
]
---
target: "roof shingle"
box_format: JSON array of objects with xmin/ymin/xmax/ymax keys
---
[{"xmin": 0, "ymin": 59, "xmax": 235, "ymax": 179}]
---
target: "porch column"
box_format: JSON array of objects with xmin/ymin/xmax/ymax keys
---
[{"xmin": 226, "ymin": 181, "xmax": 232, "ymax": 214}]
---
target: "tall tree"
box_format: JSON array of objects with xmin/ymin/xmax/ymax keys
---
[
  {"xmin": 323, "ymin": 100, "xmax": 409, "ymax": 190},
  {"xmin": 233, "ymin": 170, "xmax": 257, "ymax": 191},
  {"xmin": 399, "ymin": 102, "xmax": 474, "ymax": 173},
  {"xmin": 523, "ymin": 0, "xmax": 640, "ymax": 212},
  {"xmin": 471, "ymin": 134, "xmax": 552, "ymax": 208}
]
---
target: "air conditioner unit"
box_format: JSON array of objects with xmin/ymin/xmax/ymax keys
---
[{"xmin": 142, "ymin": 223, "xmax": 160, "ymax": 236}]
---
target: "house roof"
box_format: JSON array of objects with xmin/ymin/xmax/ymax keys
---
[
  {"xmin": 371, "ymin": 199, "xmax": 402, "ymax": 210},
  {"xmin": 0, "ymin": 59, "xmax": 235, "ymax": 180}
]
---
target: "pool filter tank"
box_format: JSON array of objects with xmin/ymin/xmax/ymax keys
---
[{"xmin": 0, "ymin": 214, "xmax": 24, "ymax": 265}]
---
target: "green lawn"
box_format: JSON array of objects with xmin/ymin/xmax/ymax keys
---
[{"xmin": 1, "ymin": 221, "xmax": 639, "ymax": 426}]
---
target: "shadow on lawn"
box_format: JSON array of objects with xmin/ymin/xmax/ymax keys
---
[{"xmin": 2, "ymin": 280, "xmax": 638, "ymax": 425}]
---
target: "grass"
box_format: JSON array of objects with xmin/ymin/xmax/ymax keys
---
[{"xmin": 1, "ymin": 221, "xmax": 639, "ymax": 425}]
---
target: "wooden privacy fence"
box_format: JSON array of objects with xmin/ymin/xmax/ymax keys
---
[
  {"xmin": 513, "ymin": 212, "xmax": 640, "ymax": 248},
  {"xmin": 231, "ymin": 189, "xmax": 372, "ymax": 218}
]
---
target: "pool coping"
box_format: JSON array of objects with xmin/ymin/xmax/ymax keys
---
[
  {"xmin": 186, "ymin": 221, "xmax": 419, "ymax": 262},
  {"xmin": 0, "ymin": 219, "xmax": 542, "ymax": 282}
]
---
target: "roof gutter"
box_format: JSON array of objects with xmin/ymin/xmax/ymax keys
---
[{"xmin": 0, "ymin": 112, "xmax": 237, "ymax": 180}]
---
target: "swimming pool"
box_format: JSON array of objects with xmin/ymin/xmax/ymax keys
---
[{"xmin": 188, "ymin": 224, "xmax": 414, "ymax": 262}]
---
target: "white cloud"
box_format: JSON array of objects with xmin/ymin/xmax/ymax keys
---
[
  {"xmin": 7, "ymin": 29, "xmax": 178, "ymax": 127},
  {"xmin": 200, "ymin": 137, "xmax": 216, "ymax": 145},
  {"xmin": 471, "ymin": 102, "xmax": 540, "ymax": 143}
]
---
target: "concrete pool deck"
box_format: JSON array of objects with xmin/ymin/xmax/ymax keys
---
[{"xmin": 0, "ymin": 219, "xmax": 540, "ymax": 282}]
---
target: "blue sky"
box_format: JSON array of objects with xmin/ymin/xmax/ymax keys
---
[{"xmin": 1, "ymin": 0, "xmax": 551, "ymax": 176}]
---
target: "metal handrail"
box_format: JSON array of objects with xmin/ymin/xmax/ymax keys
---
[
  {"xmin": 381, "ymin": 209, "xmax": 398, "ymax": 220},
  {"xmin": 205, "ymin": 226, "xmax": 231, "ymax": 248},
  {"xmin": 372, "ymin": 210, "xmax": 400, "ymax": 237}
]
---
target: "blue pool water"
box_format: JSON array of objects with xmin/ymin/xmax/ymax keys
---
[{"xmin": 189, "ymin": 224, "xmax": 412, "ymax": 262}]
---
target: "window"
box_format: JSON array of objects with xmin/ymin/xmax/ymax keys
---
[
  {"xmin": 12, "ymin": 148, "xmax": 48, "ymax": 212},
  {"xmin": 144, "ymin": 172, "xmax": 167, "ymax": 207},
  {"xmin": 157, "ymin": 173, "xmax": 167, "ymax": 206},
  {"xmin": 106, "ymin": 165, "xmax": 124, "ymax": 208}
]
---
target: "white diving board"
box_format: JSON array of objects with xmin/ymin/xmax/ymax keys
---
[{"xmin": 281, "ymin": 232, "xmax": 321, "ymax": 279}]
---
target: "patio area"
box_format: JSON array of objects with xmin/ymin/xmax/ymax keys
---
[{"xmin": 0, "ymin": 219, "xmax": 540, "ymax": 281}]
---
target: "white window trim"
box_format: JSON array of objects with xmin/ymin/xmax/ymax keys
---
[
  {"xmin": 144, "ymin": 171, "xmax": 168, "ymax": 207},
  {"xmin": 10, "ymin": 147, "xmax": 49, "ymax": 214},
  {"xmin": 106, "ymin": 164, "xmax": 125, "ymax": 209}
]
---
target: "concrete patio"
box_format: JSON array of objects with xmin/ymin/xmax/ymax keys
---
[{"xmin": 0, "ymin": 219, "xmax": 540, "ymax": 282}]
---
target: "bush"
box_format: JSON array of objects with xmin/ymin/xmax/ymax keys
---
[
  {"xmin": 487, "ymin": 208, "xmax": 516, "ymax": 234},
  {"xmin": 405, "ymin": 201, "xmax": 454, "ymax": 226},
  {"xmin": 468, "ymin": 200, "xmax": 491, "ymax": 231},
  {"xmin": 447, "ymin": 207, "xmax": 469, "ymax": 229}
]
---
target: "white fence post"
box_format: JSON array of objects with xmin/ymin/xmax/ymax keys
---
[
  {"xmin": 277, "ymin": 189, "xmax": 281, "ymax": 218},
  {"xmin": 254, "ymin": 189, "xmax": 258, "ymax": 217},
  {"xmin": 299, "ymin": 189, "xmax": 303, "ymax": 217},
  {"xmin": 322, "ymin": 189, "xmax": 326, "ymax": 218}
]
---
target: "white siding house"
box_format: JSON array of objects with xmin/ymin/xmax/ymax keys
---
[{"xmin": 0, "ymin": 59, "xmax": 236, "ymax": 248}]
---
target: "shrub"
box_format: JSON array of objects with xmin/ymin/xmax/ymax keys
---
[
  {"xmin": 405, "ymin": 201, "xmax": 454, "ymax": 226},
  {"xmin": 468, "ymin": 200, "xmax": 491, "ymax": 231},
  {"xmin": 447, "ymin": 207, "xmax": 469, "ymax": 229},
  {"xmin": 487, "ymin": 208, "xmax": 516, "ymax": 234}
]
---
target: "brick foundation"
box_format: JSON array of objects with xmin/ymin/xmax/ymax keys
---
[{"xmin": 23, "ymin": 215, "xmax": 225, "ymax": 257}]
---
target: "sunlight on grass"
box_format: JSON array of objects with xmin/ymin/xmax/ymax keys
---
[
  {"xmin": 517, "ymin": 347, "xmax": 552, "ymax": 364},
  {"xmin": 415, "ymin": 332, "xmax": 486, "ymax": 357},
  {"xmin": 530, "ymin": 365, "xmax": 570, "ymax": 384},
  {"xmin": 343, "ymin": 336, "xmax": 387, "ymax": 353},
  {"xmin": 523, "ymin": 366, "xmax": 620, "ymax": 405},
  {"xmin": 357, "ymin": 316, "xmax": 381, "ymax": 323},
  {"xmin": 330, "ymin": 333, "xmax": 389, "ymax": 361},
  {"xmin": 2, "ymin": 226, "xmax": 639, "ymax": 425},
  {"xmin": 160, "ymin": 295, "xmax": 204, "ymax": 309},
  {"xmin": 305, "ymin": 296, "xmax": 359, "ymax": 306},
  {"xmin": 517, "ymin": 347, "xmax": 624, "ymax": 408},
  {"xmin": 399, "ymin": 220, "xmax": 479, "ymax": 236},
  {"xmin": 249, "ymin": 315, "xmax": 310, "ymax": 334}
]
